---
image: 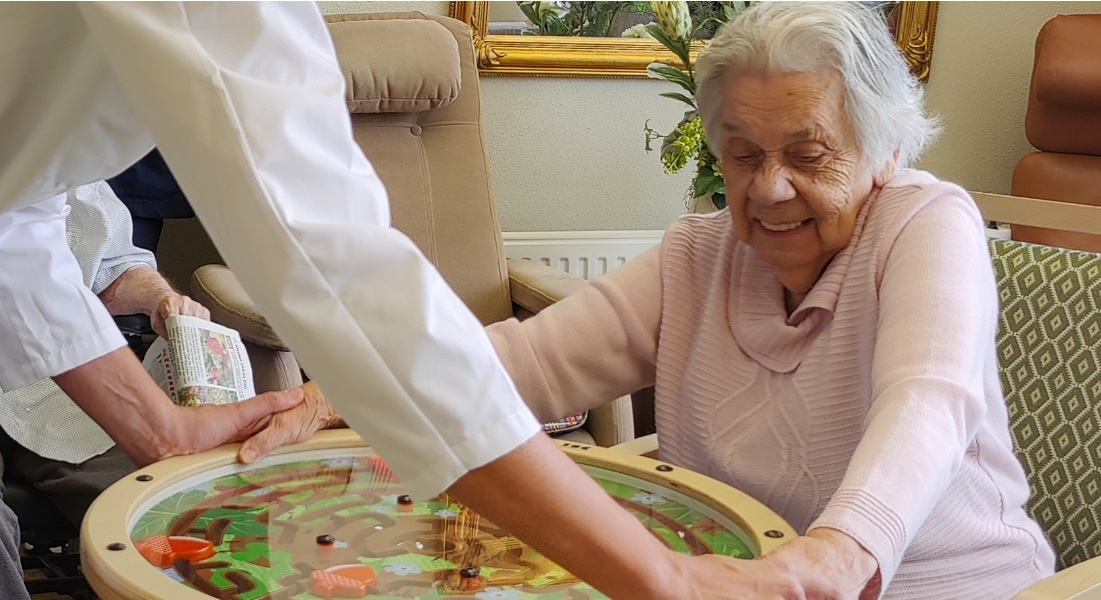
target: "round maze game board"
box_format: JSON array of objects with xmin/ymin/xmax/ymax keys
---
[{"xmin": 82, "ymin": 430, "xmax": 795, "ymax": 600}]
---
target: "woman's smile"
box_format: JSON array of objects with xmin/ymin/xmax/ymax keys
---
[{"xmin": 757, "ymin": 218, "xmax": 813, "ymax": 234}]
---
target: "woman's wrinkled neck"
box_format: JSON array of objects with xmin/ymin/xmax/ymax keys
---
[
  {"xmin": 783, "ymin": 287, "xmax": 807, "ymax": 315},
  {"xmin": 775, "ymin": 257, "xmax": 832, "ymax": 314}
]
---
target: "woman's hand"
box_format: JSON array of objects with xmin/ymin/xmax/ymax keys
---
[
  {"xmin": 235, "ymin": 381, "xmax": 343, "ymax": 463},
  {"xmin": 150, "ymin": 292, "xmax": 211, "ymax": 338},
  {"xmin": 667, "ymin": 528, "xmax": 878, "ymax": 600},
  {"xmin": 666, "ymin": 552, "xmax": 832, "ymax": 600},
  {"xmin": 760, "ymin": 528, "xmax": 880, "ymax": 599}
]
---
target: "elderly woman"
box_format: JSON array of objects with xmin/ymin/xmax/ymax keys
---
[{"xmin": 485, "ymin": 2, "xmax": 1054, "ymax": 598}]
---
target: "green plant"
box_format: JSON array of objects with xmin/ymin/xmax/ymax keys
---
[
  {"xmin": 643, "ymin": 1, "xmax": 747, "ymax": 211},
  {"xmin": 516, "ymin": 1, "xmax": 649, "ymax": 38}
]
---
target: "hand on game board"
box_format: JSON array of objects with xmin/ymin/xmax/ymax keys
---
[
  {"xmin": 164, "ymin": 386, "xmax": 307, "ymax": 460},
  {"xmin": 56, "ymin": 346, "xmax": 306, "ymax": 466},
  {"xmin": 762, "ymin": 528, "xmax": 881, "ymax": 599},
  {"xmin": 670, "ymin": 528, "xmax": 879, "ymax": 600},
  {"xmin": 235, "ymin": 381, "xmax": 344, "ymax": 463}
]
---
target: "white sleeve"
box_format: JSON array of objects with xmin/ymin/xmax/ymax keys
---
[
  {"xmin": 65, "ymin": 181, "xmax": 158, "ymax": 296},
  {"xmin": 76, "ymin": 2, "xmax": 540, "ymax": 498},
  {"xmin": 0, "ymin": 193, "xmax": 126, "ymax": 389}
]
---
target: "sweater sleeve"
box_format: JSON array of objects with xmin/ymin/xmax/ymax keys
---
[
  {"xmin": 809, "ymin": 187, "xmax": 997, "ymax": 590},
  {"xmin": 486, "ymin": 248, "xmax": 664, "ymax": 423}
]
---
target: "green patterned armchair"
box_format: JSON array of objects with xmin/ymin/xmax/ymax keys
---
[
  {"xmin": 977, "ymin": 193, "xmax": 1101, "ymax": 600},
  {"xmin": 993, "ymin": 240, "xmax": 1101, "ymax": 568}
]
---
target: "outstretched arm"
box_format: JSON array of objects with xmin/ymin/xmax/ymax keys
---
[
  {"xmin": 97, "ymin": 264, "xmax": 209, "ymax": 338},
  {"xmin": 65, "ymin": 181, "xmax": 209, "ymax": 337},
  {"xmin": 54, "ymin": 346, "xmax": 302, "ymax": 465}
]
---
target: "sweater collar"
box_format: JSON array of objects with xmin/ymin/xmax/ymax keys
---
[{"xmin": 729, "ymin": 192, "xmax": 874, "ymax": 372}]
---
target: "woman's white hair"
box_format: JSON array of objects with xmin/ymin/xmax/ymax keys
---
[{"xmin": 695, "ymin": 1, "xmax": 941, "ymax": 171}]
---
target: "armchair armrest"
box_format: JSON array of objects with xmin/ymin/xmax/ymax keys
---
[
  {"xmin": 1011, "ymin": 556, "xmax": 1101, "ymax": 599},
  {"xmin": 506, "ymin": 258, "xmax": 589, "ymax": 315},
  {"xmin": 612, "ymin": 433, "xmax": 659, "ymax": 459},
  {"xmin": 190, "ymin": 264, "xmax": 302, "ymax": 394},
  {"xmin": 190, "ymin": 264, "xmax": 288, "ymax": 351}
]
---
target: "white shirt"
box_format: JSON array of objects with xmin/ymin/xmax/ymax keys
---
[
  {"xmin": 0, "ymin": 182, "xmax": 152, "ymax": 464},
  {"xmin": 0, "ymin": 2, "xmax": 540, "ymax": 498}
]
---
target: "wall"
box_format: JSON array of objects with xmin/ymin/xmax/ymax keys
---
[{"xmin": 320, "ymin": 1, "xmax": 1101, "ymax": 232}]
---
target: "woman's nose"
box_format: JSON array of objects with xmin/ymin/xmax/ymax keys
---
[{"xmin": 747, "ymin": 160, "xmax": 797, "ymax": 206}]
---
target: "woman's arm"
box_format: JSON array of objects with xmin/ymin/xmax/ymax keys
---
[
  {"xmin": 487, "ymin": 247, "xmax": 664, "ymax": 423},
  {"xmin": 810, "ymin": 186, "xmax": 997, "ymax": 589}
]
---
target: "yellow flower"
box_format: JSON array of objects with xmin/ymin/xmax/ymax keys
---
[{"xmin": 650, "ymin": 1, "xmax": 692, "ymax": 41}]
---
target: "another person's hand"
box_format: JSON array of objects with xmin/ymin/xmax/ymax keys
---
[
  {"xmin": 150, "ymin": 292, "xmax": 211, "ymax": 338},
  {"xmin": 163, "ymin": 387, "xmax": 306, "ymax": 459},
  {"xmin": 236, "ymin": 381, "xmax": 343, "ymax": 463}
]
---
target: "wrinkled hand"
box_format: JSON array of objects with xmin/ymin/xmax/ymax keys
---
[
  {"xmin": 151, "ymin": 293, "xmax": 211, "ymax": 338},
  {"xmin": 668, "ymin": 529, "xmax": 878, "ymax": 600},
  {"xmin": 236, "ymin": 381, "xmax": 343, "ymax": 464},
  {"xmin": 755, "ymin": 528, "xmax": 879, "ymax": 600},
  {"xmin": 165, "ymin": 387, "xmax": 304, "ymax": 457},
  {"xmin": 667, "ymin": 552, "xmax": 834, "ymax": 600}
]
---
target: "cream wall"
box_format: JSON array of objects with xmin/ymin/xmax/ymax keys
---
[{"xmin": 320, "ymin": 1, "xmax": 1101, "ymax": 232}]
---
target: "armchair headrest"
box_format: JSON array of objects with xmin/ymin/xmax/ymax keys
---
[
  {"xmin": 328, "ymin": 16, "xmax": 461, "ymax": 114},
  {"xmin": 1032, "ymin": 14, "xmax": 1101, "ymax": 110}
]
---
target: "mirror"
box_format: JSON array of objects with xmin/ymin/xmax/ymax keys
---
[{"xmin": 449, "ymin": 1, "xmax": 939, "ymax": 81}]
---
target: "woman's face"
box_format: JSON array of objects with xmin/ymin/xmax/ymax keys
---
[{"xmin": 718, "ymin": 68, "xmax": 892, "ymax": 292}]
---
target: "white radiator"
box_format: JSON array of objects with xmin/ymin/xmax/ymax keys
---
[{"xmin": 503, "ymin": 230, "xmax": 663, "ymax": 281}]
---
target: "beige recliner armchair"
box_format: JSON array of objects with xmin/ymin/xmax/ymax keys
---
[{"xmin": 186, "ymin": 12, "xmax": 634, "ymax": 447}]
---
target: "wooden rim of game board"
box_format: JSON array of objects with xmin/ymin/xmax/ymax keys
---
[{"xmin": 82, "ymin": 429, "xmax": 797, "ymax": 599}]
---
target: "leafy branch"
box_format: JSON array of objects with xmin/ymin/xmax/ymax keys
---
[{"xmin": 643, "ymin": 2, "xmax": 748, "ymax": 210}]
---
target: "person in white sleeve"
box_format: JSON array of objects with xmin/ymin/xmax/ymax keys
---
[
  {"xmin": 0, "ymin": 181, "xmax": 341, "ymax": 528},
  {"xmin": 0, "ymin": 182, "xmax": 346, "ymax": 600},
  {"xmin": 0, "ymin": 4, "xmax": 762, "ymax": 598}
]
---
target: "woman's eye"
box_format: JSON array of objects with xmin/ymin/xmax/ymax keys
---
[{"xmin": 791, "ymin": 153, "xmax": 826, "ymax": 165}]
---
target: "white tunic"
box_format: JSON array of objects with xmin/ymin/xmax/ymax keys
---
[
  {"xmin": 0, "ymin": 182, "xmax": 148, "ymax": 464},
  {"xmin": 0, "ymin": 2, "xmax": 539, "ymax": 497}
]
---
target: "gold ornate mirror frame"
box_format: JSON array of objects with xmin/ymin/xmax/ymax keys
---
[{"xmin": 449, "ymin": 1, "xmax": 939, "ymax": 81}]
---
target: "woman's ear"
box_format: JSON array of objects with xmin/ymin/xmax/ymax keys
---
[{"xmin": 873, "ymin": 146, "xmax": 901, "ymax": 187}]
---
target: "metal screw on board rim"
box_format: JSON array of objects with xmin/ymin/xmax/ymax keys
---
[
  {"xmin": 107, "ymin": 542, "xmax": 127, "ymax": 551},
  {"xmin": 764, "ymin": 530, "xmax": 784, "ymax": 538},
  {"xmin": 136, "ymin": 474, "xmax": 153, "ymax": 482},
  {"xmin": 656, "ymin": 465, "xmax": 674, "ymax": 472}
]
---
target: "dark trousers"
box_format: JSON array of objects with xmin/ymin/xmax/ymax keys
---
[
  {"xmin": 0, "ymin": 429, "xmax": 136, "ymax": 531},
  {"xmin": 0, "ymin": 467, "xmax": 28, "ymax": 600}
]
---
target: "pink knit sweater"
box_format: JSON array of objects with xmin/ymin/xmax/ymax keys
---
[{"xmin": 487, "ymin": 169, "xmax": 1055, "ymax": 599}]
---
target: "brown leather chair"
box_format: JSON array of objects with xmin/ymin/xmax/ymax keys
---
[
  {"xmin": 183, "ymin": 12, "xmax": 635, "ymax": 447},
  {"xmin": 1011, "ymin": 14, "xmax": 1101, "ymax": 252}
]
